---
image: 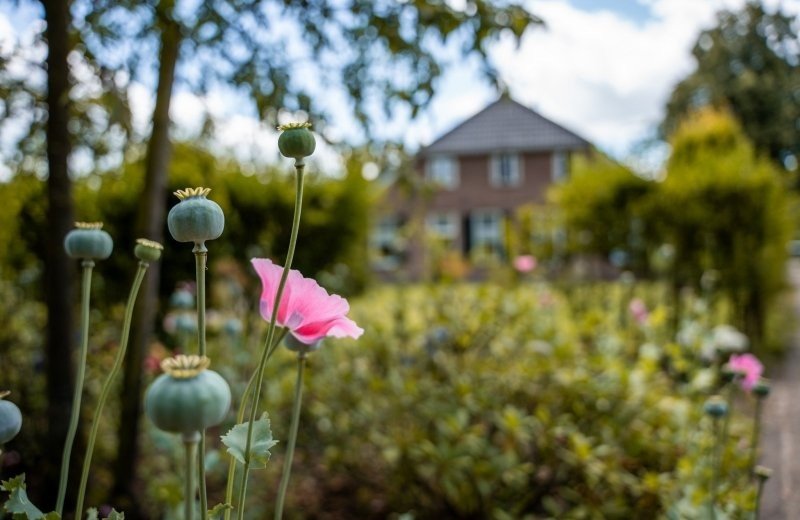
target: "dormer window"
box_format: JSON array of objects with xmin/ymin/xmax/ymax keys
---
[
  {"xmin": 426, "ymin": 156, "xmax": 459, "ymax": 190},
  {"xmin": 490, "ymin": 153, "xmax": 522, "ymax": 187}
]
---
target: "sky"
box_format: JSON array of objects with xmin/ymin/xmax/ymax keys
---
[{"xmin": 1, "ymin": 0, "xmax": 799, "ymax": 178}]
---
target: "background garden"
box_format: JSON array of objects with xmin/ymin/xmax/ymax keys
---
[{"xmin": 1, "ymin": 0, "xmax": 799, "ymax": 518}]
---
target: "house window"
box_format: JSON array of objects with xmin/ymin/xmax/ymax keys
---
[
  {"xmin": 490, "ymin": 153, "xmax": 522, "ymax": 187},
  {"xmin": 551, "ymin": 151, "xmax": 568, "ymax": 182},
  {"xmin": 470, "ymin": 209, "xmax": 504, "ymax": 256},
  {"xmin": 426, "ymin": 212, "xmax": 459, "ymax": 243},
  {"xmin": 426, "ymin": 156, "xmax": 459, "ymax": 189},
  {"xmin": 371, "ymin": 215, "xmax": 404, "ymax": 268}
]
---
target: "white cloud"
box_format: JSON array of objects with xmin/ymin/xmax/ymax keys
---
[{"xmin": 407, "ymin": 0, "xmax": 800, "ymax": 164}]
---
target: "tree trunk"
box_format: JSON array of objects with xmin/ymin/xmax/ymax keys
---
[
  {"xmin": 41, "ymin": 0, "xmax": 76, "ymax": 509},
  {"xmin": 112, "ymin": 16, "xmax": 181, "ymax": 514}
]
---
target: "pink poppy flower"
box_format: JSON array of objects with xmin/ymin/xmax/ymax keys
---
[
  {"xmin": 727, "ymin": 353, "xmax": 764, "ymax": 391},
  {"xmin": 629, "ymin": 298, "xmax": 649, "ymax": 325},
  {"xmin": 513, "ymin": 255, "xmax": 537, "ymax": 273},
  {"xmin": 252, "ymin": 258, "xmax": 364, "ymax": 344}
]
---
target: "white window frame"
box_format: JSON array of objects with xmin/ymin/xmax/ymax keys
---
[
  {"xmin": 490, "ymin": 153, "xmax": 522, "ymax": 187},
  {"xmin": 470, "ymin": 209, "xmax": 504, "ymax": 254},
  {"xmin": 371, "ymin": 215, "xmax": 403, "ymax": 268},
  {"xmin": 425, "ymin": 156, "xmax": 459, "ymax": 190},
  {"xmin": 425, "ymin": 211, "xmax": 460, "ymax": 242},
  {"xmin": 551, "ymin": 151, "xmax": 568, "ymax": 183}
]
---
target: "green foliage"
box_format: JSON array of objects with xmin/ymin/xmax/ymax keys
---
[
  {"xmin": 550, "ymin": 153, "xmax": 653, "ymax": 269},
  {"xmin": 553, "ymin": 109, "xmax": 793, "ymax": 350},
  {"xmin": 1, "ymin": 474, "xmax": 59, "ymax": 519},
  {"xmin": 662, "ymin": 1, "xmax": 800, "ymax": 173},
  {"xmin": 207, "ymin": 503, "xmax": 233, "ymax": 520},
  {"xmin": 195, "ymin": 282, "xmax": 758, "ymax": 518},
  {"xmin": 221, "ymin": 413, "xmax": 278, "ymax": 469},
  {"xmin": 0, "ymin": 143, "xmax": 372, "ymax": 302}
]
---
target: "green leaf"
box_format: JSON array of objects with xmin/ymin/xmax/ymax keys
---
[
  {"xmin": 208, "ymin": 503, "xmax": 233, "ymax": 520},
  {"xmin": 221, "ymin": 413, "xmax": 279, "ymax": 469},
  {"xmin": 0, "ymin": 474, "xmax": 58, "ymax": 520},
  {"xmin": 86, "ymin": 510, "xmax": 99, "ymax": 520},
  {"xmin": 106, "ymin": 509, "xmax": 125, "ymax": 519}
]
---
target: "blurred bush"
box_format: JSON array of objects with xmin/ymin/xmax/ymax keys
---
[
  {"xmin": 0, "ymin": 143, "xmax": 373, "ymax": 306},
  {"xmin": 138, "ymin": 281, "xmax": 760, "ymax": 519},
  {"xmin": 551, "ymin": 109, "xmax": 793, "ymax": 352}
]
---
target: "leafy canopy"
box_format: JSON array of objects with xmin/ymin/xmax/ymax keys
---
[{"xmin": 661, "ymin": 1, "xmax": 800, "ymax": 173}]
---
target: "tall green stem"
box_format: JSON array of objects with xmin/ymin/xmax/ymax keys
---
[
  {"xmin": 56, "ymin": 260, "xmax": 94, "ymax": 515},
  {"xmin": 749, "ymin": 397, "xmax": 764, "ymax": 474},
  {"xmin": 710, "ymin": 417, "xmax": 722, "ymax": 520},
  {"xmin": 274, "ymin": 355, "xmax": 306, "ymax": 520},
  {"xmin": 184, "ymin": 437, "xmax": 198, "ymax": 520},
  {"xmin": 720, "ymin": 381, "xmax": 736, "ymax": 449},
  {"xmin": 74, "ymin": 263, "xmax": 148, "ymax": 518},
  {"xmin": 235, "ymin": 163, "xmax": 305, "ymax": 520},
  {"xmin": 195, "ymin": 249, "xmax": 209, "ymax": 520},
  {"xmin": 223, "ymin": 329, "xmax": 288, "ymax": 520}
]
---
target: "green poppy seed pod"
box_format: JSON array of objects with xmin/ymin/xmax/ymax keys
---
[
  {"xmin": 0, "ymin": 391, "xmax": 22, "ymax": 444},
  {"xmin": 64, "ymin": 222, "xmax": 114, "ymax": 260},
  {"xmin": 167, "ymin": 187, "xmax": 225, "ymax": 251},
  {"xmin": 753, "ymin": 378, "xmax": 771, "ymax": 398},
  {"xmin": 134, "ymin": 238, "xmax": 163, "ymax": 263},
  {"xmin": 754, "ymin": 465, "xmax": 773, "ymax": 480},
  {"xmin": 284, "ymin": 334, "xmax": 322, "ymax": 355},
  {"xmin": 169, "ymin": 289, "xmax": 195, "ymax": 310},
  {"xmin": 703, "ymin": 395, "xmax": 729, "ymax": 418},
  {"xmin": 144, "ymin": 355, "xmax": 231, "ymax": 436},
  {"xmin": 278, "ymin": 122, "xmax": 316, "ymax": 160}
]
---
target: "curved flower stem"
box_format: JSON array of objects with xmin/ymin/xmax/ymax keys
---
[
  {"xmin": 195, "ymin": 249, "xmax": 209, "ymax": 520},
  {"xmin": 235, "ymin": 163, "xmax": 305, "ymax": 520},
  {"xmin": 223, "ymin": 329, "xmax": 288, "ymax": 520},
  {"xmin": 74, "ymin": 262, "xmax": 148, "ymax": 518},
  {"xmin": 56, "ymin": 260, "xmax": 94, "ymax": 515},
  {"xmin": 274, "ymin": 354, "xmax": 306, "ymax": 520},
  {"xmin": 184, "ymin": 437, "xmax": 199, "ymax": 520}
]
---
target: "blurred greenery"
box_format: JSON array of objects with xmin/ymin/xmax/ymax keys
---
[
  {"xmin": 661, "ymin": 1, "xmax": 800, "ymax": 174},
  {"xmin": 552, "ymin": 108, "xmax": 793, "ymax": 353},
  {"xmin": 0, "ymin": 142, "xmax": 373, "ymax": 305},
  {"xmin": 124, "ymin": 279, "xmax": 759, "ymax": 518}
]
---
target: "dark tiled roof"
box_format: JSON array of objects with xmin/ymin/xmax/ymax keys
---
[{"xmin": 419, "ymin": 96, "xmax": 590, "ymax": 156}]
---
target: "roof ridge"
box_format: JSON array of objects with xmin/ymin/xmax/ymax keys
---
[{"xmin": 420, "ymin": 95, "xmax": 589, "ymax": 156}]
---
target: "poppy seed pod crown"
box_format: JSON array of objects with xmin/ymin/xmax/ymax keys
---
[{"xmin": 144, "ymin": 355, "xmax": 231, "ymax": 435}]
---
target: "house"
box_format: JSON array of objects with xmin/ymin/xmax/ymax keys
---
[{"xmin": 373, "ymin": 95, "xmax": 591, "ymax": 278}]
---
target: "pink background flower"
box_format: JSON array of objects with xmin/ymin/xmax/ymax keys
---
[
  {"xmin": 252, "ymin": 258, "xmax": 364, "ymax": 344},
  {"xmin": 513, "ymin": 255, "xmax": 537, "ymax": 273},
  {"xmin": 628, "ymin": 298, "xmax": 649, "ymax": 325},
  {"xmin": 727, "ymin": 353, "xmax": 764, "ymax": 391}
]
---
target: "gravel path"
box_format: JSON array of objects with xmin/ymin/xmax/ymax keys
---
[{"xmin": 757, "ymin": 259, "xmax": 800, "ymax": 519}]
